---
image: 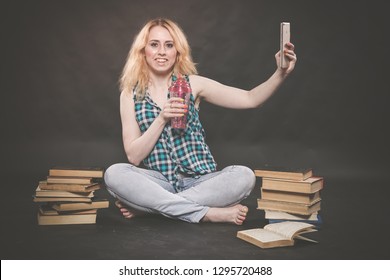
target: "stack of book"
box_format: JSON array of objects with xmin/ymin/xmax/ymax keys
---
[
  {"xmin": 33, "ymin": 167, "xmax": 109, "ymax": 225},
  {"xmin": 254, "ymin": 167, "xmax": 324, "ymax": 227}
]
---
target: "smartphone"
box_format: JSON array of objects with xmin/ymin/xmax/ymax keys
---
[{"xmin": 280, "ymin": 22, "xmax": 290, "ymax": 68}]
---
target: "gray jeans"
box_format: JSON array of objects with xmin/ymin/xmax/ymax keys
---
[{"xmin": 104, "ymin": 163, "xmax": 255, "ymax": 223}]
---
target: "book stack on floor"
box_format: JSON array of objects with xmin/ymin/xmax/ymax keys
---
[
  {"xmin": 33, "ymin": 167, "xmax": 109, "ymax": 225},
  {"xmin": 255, "ymin": 167, "xmax": 324, "ymax": 228},
  {"xmin": 236, "ymin": 166, "xmax": 323, "ymax": 249}
]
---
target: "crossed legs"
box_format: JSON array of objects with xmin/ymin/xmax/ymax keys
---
[
  {"xmin": 114, "ymin": 199, "xmax": 249, "ymax": 224},
  {"xmin": 104, "ymin": 164, "xmax": 255, "ymax": 224}
]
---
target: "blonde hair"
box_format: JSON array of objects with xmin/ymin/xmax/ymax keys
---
[{"xmin": 120, "ymin": 18, "xmax": 198, "ymax": 99}]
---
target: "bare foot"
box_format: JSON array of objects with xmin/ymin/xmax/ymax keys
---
[
  {"xmin": 202, "ymin": 204, "xmax": 249, "ymax": 225},
  {"xmin": 115, "ymin": 200, "xmax": 137, "ymax": 219}
]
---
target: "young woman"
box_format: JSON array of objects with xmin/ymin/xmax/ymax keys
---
[{"xmin": 104, "ymin": 18, "xmax": 297, "ymax": 225}]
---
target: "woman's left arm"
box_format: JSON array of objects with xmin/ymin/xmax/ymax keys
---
[{"xmin": 191, "ymin": 43, "xmax": 297, "ymax": 109}]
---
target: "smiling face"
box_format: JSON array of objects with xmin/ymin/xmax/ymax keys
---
[{"xmin": 144, "ymin": 25, "xmax": 178, "ymax": 76}]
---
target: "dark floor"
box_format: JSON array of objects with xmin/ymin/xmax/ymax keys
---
[{"xmin": 1, "ymin": 174, "xmax": 390, "ymax": 260}]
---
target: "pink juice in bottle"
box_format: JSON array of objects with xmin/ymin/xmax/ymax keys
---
[{"xmin": 170, "ymin": 76, "xmax": 191, "ymax": 129}]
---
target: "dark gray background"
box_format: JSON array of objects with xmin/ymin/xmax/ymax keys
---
[
  {"xmin": 2, "ymin": 0, "xmax": 389, "ymax": 178},
  {"xmin": 1, "ymin": 0, "xmax": 389, "ymax": 260}
]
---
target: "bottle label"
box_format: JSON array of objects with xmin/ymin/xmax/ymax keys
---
[{"xmin": 170, "ymin": 76, "xmax": 191, "ymax": 130}]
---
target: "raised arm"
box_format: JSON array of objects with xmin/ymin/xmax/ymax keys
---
[{"xmin": 190, "ymin": 43, "xmax": 297, "ymax": 109}]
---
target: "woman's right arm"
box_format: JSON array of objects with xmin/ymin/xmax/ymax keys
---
[
  {"xmin": 120, "ymin": 91, "xmax": 165, "ymax": 166},
  {"xmin": 120, "ymin": 91, "xmax": 186, "ymax": 165}
]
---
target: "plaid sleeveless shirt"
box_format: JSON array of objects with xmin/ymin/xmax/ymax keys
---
[{"xmin": 133, "ymin": 75, "xmax": 217, "ymax": 191}]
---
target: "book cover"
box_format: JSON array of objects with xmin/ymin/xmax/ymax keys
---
[
  {"xmin": 261, "ymin": 188, "xmax": 321, "ymax": 204},
  {"xmin": 49, "ymin": 167, "xmax": 104, "ymax": 178},
  {"xmin": 262, "ymin": 177, "xmax": 323, "ymax": 194},
  {"xmin": 34, "ymin": 186, "xmax": 94, "ymax": 198},
  {"xmin": 33, "ymin": 196, "xmax": 93, "ymax": 203},
  {"xmin": 46, "ymin": 176, "xmax": 94, "ymax": 185},
  {"xmin": 38, "ymin": 181, "xmax": 101, "ymax": 193},
  {"xmin": 51, "ymin": 199, "xmax": 109, "ymax": 211},
  {"xmin": 38, "ymin": 204, "xmax": 97, "ymax": 216},
  {"xmin": 254, "ymin": 166, "xmax": 313, "ymax": 181},
  {"xmin": 257, "ymin": 198, "xmax": 321, "ymax": 215},
  {"xmin": 37, "ymin": 211, "xmax": 97, "ymax": 225},
  {"xmin": 264, "ymin": 210, "xmax": 318, "ymax": 221}
]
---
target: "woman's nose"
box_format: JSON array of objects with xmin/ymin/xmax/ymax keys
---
[{"xmin": 158, "ymin": 45, "xmax": 166, "ymax": 55}]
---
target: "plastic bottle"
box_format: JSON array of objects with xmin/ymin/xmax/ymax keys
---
[{"xmin": 169, "ymin": 75, "xmax": 191, "ymax": 129}]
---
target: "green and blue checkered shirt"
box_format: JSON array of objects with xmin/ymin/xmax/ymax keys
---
[{"xmin": 134, "ymin": 76, "xmax": 217, "ymax": 191}]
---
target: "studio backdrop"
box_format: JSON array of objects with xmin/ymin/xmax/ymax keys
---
[{"xmin": 2, "ymin": 0, "xmax": 389, "ymax": 182}]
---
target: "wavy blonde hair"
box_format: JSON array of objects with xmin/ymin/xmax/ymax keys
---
[{"xmin": 120, "ymin": 18, "xmax": 198, "ymax": 99}]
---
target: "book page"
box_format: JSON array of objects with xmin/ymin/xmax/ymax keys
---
[
  {"xmin": 295, "ymin": 235, "xmax": 318, "ymax": 243},
  {"xmin": 240, "ymin": 228, "xmax": 287, "ymax": 243},
  {"xmin": 264, "ymin": 221, "xmax": 313, "ymax": 239}
]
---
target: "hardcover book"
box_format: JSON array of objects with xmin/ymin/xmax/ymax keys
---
[
  {"xmin": 257, "ymin": 198, "xmax": 321, "ymax": 215},
  {"xmin": 38, "ymin": 181, "xmax": 101, "ymax": 193},
  {"xmin": 49, "ymin": 167, "xmax": 104, "ymax": 178},
  {"xmin": 51, "ymin": 199, "xmax": 110, "ymax": 211},
  {"xmin": 264, "ymin": 210, "xmax": 319, "ymax": 221},
  {"xmin": 254, "ymin": 166, "xmax": 313, "ymax": 181},
  {"xmin": 34, "ymin": 186, "xmax": 94, "ymax": 198},
  {"xmin": 33, "ymin": 196, "xmax": 93, "ymax": 203},
  {"xmin": 37, "ymin": 211, "xmax": 97, "ymax": 225},
  {"xmin": 261, "ymin": 189, "xmax": 320, "ymax": 204},
  {"xmin": 38, "ymin": 204, "xmax": 97, "ymax": 216},
  {"xmin": 261, "ymin": 177, "xmax": 323, "ymax": 194},
  {"xmin": 46, "ymin": 176, "xmax": 95, "ymax": 185}
]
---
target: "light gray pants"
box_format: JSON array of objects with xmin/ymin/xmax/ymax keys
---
[{"xmin": 104, "ymin": 163, "xmax": 256, "ymax": 223}]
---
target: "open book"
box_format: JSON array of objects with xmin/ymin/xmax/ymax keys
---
[{"xmin": 237, "ymin": 221, "xmax": 317, "ymax": 249}]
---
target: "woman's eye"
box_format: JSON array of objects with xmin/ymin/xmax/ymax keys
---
[
  {"xmin": 150, "ymin": 42, "xmax": 158, "ymax": 47},
  {"xmin": 166, "ymin": 43, "xmax": 174, "ymax": 48}
]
